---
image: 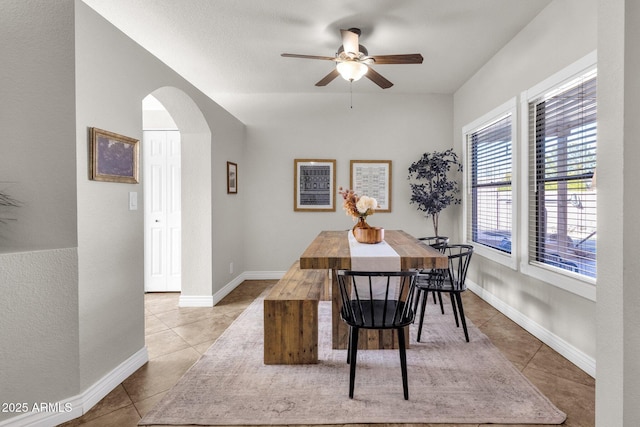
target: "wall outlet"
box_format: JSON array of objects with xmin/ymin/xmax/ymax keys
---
[{"xmin": 229, "ymin": 262, "xmax": 234, "ymax": 274}]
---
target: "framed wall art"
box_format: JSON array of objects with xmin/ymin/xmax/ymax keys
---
[
  {"xmin": 227, "ymin": 161, "xmax": 238, "ymax": 194},
  {"xmin": 90, "ymin": 127, "xmax": 139, "ymax": 184},
  {"xmin": 350, "ymin": 160, "xmax": 392, "ymax": 212},
  {"xmin": 294, "ymin": 159, "xmax": 336, "ymax": 212}
]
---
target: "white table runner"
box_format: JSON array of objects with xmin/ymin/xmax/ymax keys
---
[
  {"xmin": 347, "ymin": 231, "xmax": 401, "ymax": 272},
  {"xmin": 347, "ymin": 231, "xmax": 401, "ymax": 298}
]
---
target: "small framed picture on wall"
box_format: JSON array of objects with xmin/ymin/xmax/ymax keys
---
[{"xmin": 227, "ymin": 161, "xmax": 238, "ymax": 194}]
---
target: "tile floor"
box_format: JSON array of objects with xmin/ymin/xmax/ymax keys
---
[{"xmin": 60, "ymin": 280, "xmax": 595, "ymax": 427}]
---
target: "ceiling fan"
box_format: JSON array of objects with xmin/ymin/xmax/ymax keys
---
[{"xmin": 281, "ymin": 28, "xmax": 423, "ymax": 89}]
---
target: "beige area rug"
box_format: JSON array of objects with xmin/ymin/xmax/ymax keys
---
[{"xmin": 140, "ymin": 295, "xmax": 566, "ymax": 425}]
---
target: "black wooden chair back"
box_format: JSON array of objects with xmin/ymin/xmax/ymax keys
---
[
  {"xmin": 337, "ymin": 270, "xmax": 418, "ymax": 330},
  {"xmin": 418, "ymin": 236, "xmax": 449, "ymax": 249},
  {"xmin": 414, "ymin": 236, "xmax": 449, "ymax": 312},
  {"xmin": 438, "ymin": 244, "xmax": 474, "ymax": 291},
  {"xmin": 336, "ymin": 270, "xmax": 418, "ymax": 400}
]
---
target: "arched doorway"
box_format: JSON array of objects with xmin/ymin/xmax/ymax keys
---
[
  {"xmin": 142, "ymin": 95, "xmax": 181, "ymax": 292},
  {"xmin": 142, "ymin": 87, "xmax": 213, "ymax": 305}
]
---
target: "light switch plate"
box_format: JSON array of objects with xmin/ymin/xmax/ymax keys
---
[{"xmin": 129, "ymin": 192, "xmax": 138, "ymax": 210}]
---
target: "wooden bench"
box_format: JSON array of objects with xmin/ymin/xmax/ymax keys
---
[{"xmin": 263, "ymin": 261, "xmax": 329, "ymax": 364}]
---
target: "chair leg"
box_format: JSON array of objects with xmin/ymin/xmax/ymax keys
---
[
  {"xmin": 348, "ymin": 326, "xmax": 359, "ymax": 398},
  {"xmin": 449, "ymin": 292, "xmax": 460, "ymax": 327},
  {"xmin": 347, "ymin": 326, "xmax": 352, "ymax": 364},
  {"xmin": 431, "ymin": 290, "xmax": 438, "ymax": 304},
  {"xmin": 412, "ymin": 288, "xmax": 423, "ymax": 323},
  {"xmin": 437, "ymin": 292, "xmax": 445, "ymax": 314},
  {"xmin": 454, "ymin": 293, "xmax": 470, "ymax": 342},
  {"xmin": 397, "ymin": 327, "xmax": 409, "ymax": 400},
  {"xmin": 417, "ymin": 288, "xmax": 429, "ymax": 342}
]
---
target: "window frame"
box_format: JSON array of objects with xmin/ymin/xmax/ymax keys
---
[
  {"xmin": 462, "ymin": 98, "xmax": 518, "ymax": 270},
  {"xmin": 519, "ymin": 51, "xmax": 597, "ymax": 301}
]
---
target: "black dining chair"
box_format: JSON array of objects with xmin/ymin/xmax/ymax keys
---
[
  {"xmin": 336, "ymin": 270, "xmax": 418, "ymax": 400},
  {"xmin": 415, "ymin": 236, "xmax": 449, "ymax": 313},
  {"xmin": 415, "ymin": 244, "xmax": 474, "ymax": 342},
  {"xmin": 418, "ymin": 236, "xmax": 450, "ymax": 246}
]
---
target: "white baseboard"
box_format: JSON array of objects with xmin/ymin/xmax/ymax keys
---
[
  {"xmin": 466, "ymin": 280, "xmax": 596, "ymax": 377},
  {"xmin": 178, "ymin": 294, "xmax": 214, "ymax": 307},
  {"xmin": 178, "ymin": 275, "xmax": 243, "ymax": 307},
  {"xmin": 178, "ymin": 271, "xmax": 286, "ymax": 307},
  {"xmin": 242, "ymin": 270, "xmax": 286, "ymax": 280},
  {"xmin": 211, "ymin": 273, "xmax": 247, "ymax": 306},
  {"xmin": 80, "ymin": 347, "xmax": 149, "ymax": 412},
  {"xmin": 0, "ymin": 347, "xmax": 148, "ymax": 427}
]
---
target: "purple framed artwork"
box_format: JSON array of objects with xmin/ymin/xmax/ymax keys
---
[{"xmin": 90, "ymin": 127, "xmax": 139, "ymax": 184}]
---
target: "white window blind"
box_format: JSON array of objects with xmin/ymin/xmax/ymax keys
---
[
  {"xmin": 467, "ymin": 114, "xmax": 513, "ymax": 252},
  {"xmin": 528, "ymin": 70, "xmax": 597, "ymax": 279}
]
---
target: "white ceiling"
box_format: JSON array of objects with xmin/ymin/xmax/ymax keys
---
[{"xmin": 82, "ymin": 0, "xmax": 552, "ymax": 122}]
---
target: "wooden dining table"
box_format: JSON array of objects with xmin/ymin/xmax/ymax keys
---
[{"xmin": 299, "ymin": 230, "xmax": 448, "ymax": 350}]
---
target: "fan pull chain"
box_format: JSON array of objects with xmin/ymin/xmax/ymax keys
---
[{"xmin": 350, "ymin": 81, "xmax": 353, "ymax": 109}]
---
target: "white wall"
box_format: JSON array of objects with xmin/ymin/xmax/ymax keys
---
[
  {"xmin": 0, "ymin": 1, "xmax": 247, "ymax": 424},
  {"xmin": 74, "ymin": 0, "xmax": 246, "ymax": 389},
  {"xmin": 0, "ymin": 1, "xmax": 80, "ymax": 422},
  {"xmin": 596, "ymin": 0, "xmax": 640, "ymax": 424},
  {"xmin": 0, "ymin": 0, "xmax": 78, "ymax": 253},
  {"xmin": 241, "ymin": 92, "xmax": 455, "ymax": 271},
  {"xmin": 453, "ymin": 0, "xmax": 597, "ymax": 369},
  {"xmin": 0, "ymin": 249, "xmax": 79, "ymax": 423}
]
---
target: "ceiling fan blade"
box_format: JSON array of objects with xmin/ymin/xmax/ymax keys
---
[
  {"xmin": 281, "ymin": 53, "xmax": 336, "ymax": 61},
  {"xmin": 315, "ymin": 69, "xmax": 340, "ymax": 86},
  {"xmin": 365, "ymin": 67, "xmax": 393, "ymax": 89},
  {"xmin": 340, "ymin": 28, "xmax": 359, "ymax": 55},
  {"xmin": 370, "ymin": 54, "xmax": 424, "ymax": 64}
]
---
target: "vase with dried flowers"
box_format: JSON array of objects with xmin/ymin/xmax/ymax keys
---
[{"xmin": 339, "ymin": 187, "xmax": 384, "ymax": 243}]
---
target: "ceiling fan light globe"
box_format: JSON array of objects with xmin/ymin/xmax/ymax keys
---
[{"xmin": 336, "ymin": 61, "xmax": 368, "ymax": 82}]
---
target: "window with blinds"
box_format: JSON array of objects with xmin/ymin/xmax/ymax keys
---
[
  {"xmin": 527, "ymin": 70, "xmax": 597, "ymax": 279},
  {"xmin": 467, "ymin": 114, "xmax": 513, "ymax": 253}
]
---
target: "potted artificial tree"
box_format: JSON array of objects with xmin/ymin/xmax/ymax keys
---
[{"xmin": 407, "ymin": 148, "xmax": 462, "ymax": 237}]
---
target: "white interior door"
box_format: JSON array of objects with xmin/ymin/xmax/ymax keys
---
[{"xmin": 144, "ymin": 130, "xmax": 182, "ymax": 292}]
